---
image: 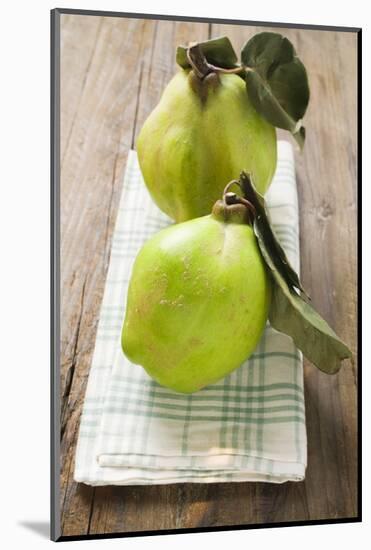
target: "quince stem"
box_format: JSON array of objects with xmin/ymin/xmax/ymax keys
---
[
  {"xmin": 223, "ymin": 180, "xmax": 256, "ymax": 223},
  {"xmin": 186, "ymin": 45, "xmax": 245, "ymax": 79}
]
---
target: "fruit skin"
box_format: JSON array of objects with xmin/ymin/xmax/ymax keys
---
[
  {"xmin": 121, "ymin": 207, "xmax": 271, "ymax": 393},
  {"xmin": 137, "ymin": 70, "xmax": 277, "ymax": 222}
]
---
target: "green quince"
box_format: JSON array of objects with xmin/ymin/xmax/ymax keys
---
[
  {"xmin": 121, "ymin": 197, "xmax": 271, "ymax": 393},
  {"xmin": 137, "ymin": 70, "xmax": 277, "ymax": 222}
]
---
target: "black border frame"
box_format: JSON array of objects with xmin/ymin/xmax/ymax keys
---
[{"xmin": 51, "ymin": 7, "xmax": 362, "ymax": 542}]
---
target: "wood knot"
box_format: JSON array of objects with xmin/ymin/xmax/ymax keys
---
[{"xmin": 317, "ymin": 202, "xmax": 334, "ymax": 221}]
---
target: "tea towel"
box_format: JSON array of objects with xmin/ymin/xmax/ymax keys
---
[{"xmin": 74, "ymin": 140, "xmax": 307, "ymax": 485}]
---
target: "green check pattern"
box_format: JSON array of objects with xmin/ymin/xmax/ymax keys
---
[{"xmin": 74, "ymin": 141, "xmax": 307, "ymax": 485}]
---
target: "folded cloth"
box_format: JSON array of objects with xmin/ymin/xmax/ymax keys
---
[{"xmin": 74, "ymin": 141, "xmax": 307, "ymax": 485}]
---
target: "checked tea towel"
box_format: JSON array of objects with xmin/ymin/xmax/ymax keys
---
[{"xmin": 74, "ymin": 141, "xmax": 307, "ymax": 485}]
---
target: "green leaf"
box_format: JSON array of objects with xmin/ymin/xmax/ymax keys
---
[
  {"xmin": 239, "ymin": 172, "xmax": 352, "ymax": 374},
  {"xmin": 239, "ymin": 172, "xmax": 308, "ymax": 297},
  {"xmin": 241, "ymin": 32, "xmax": 310, "ymax": 149},
  {"xmin": 269, "ymin": 272, "xmax": 352, "ymax": 375},
  {"xmin": 176, "ymin": 36, "xmax": 238, "ymax": 70}
]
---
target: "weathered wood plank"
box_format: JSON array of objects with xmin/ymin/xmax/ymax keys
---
[
  {"xmin": 60, "ymin": 15, "xmax": 103, "ymax": 162},
  {"xmin": 59, "ymin": 15, "xmax": 155, "ymax": 536},
  {"xmin": 60, "ymin": 15, "xmax": 358, "ymax": 537}
]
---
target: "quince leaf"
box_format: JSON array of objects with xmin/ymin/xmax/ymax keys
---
[
  {"xmin": 239, "ymin": 172, "xmax": 352, "ymax": 374},
  {"xmin": 176, "ymin": 36, "xmax": 239, "ymax": 70},
  {"xmin": 268, "ymin": 271, "xmax": 353, "ymax": 374},
  {"xmin": 241, "ymin": 32, "xmax": 310, "ymax": 149},
  {"xmin": 239, "ymin": 172, "xmax": 308, "ymax": 297}
]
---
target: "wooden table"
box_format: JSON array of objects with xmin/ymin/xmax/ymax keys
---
[{"xmin": 58, "ymin": 12, "xmax": 359, "ymax": 537}]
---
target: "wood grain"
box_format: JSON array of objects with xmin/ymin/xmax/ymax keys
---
[{"xmin": 59, "ymin": 14, "xmax": 358, "ymax": 537}]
